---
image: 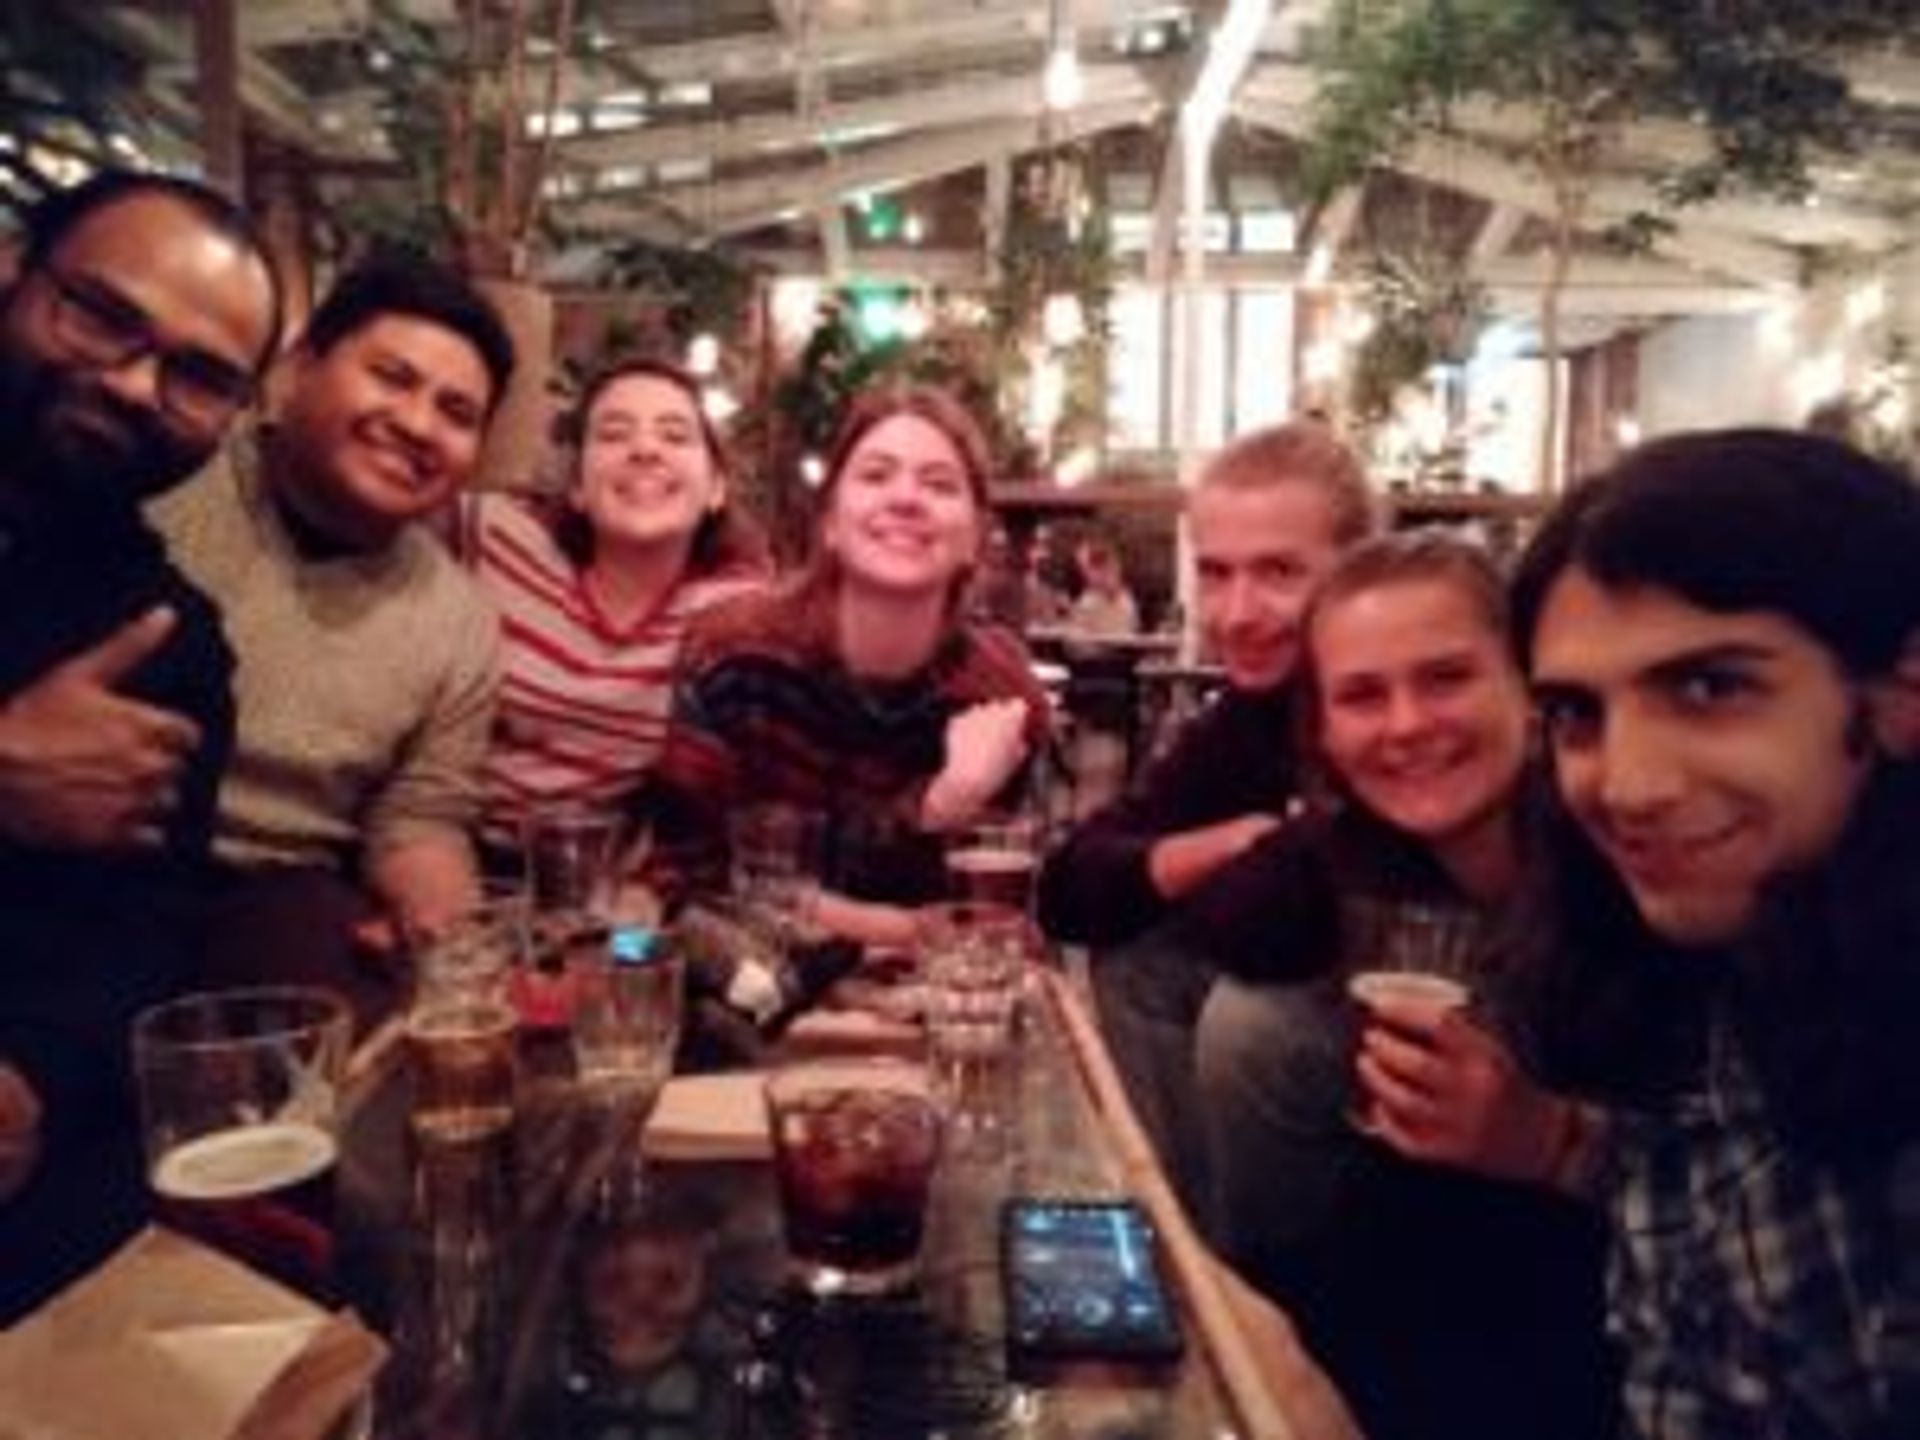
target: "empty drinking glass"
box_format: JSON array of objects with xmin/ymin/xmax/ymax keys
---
[{"xmin": 571, "ymin": 924, "xmax": 683, "ymax": 1111}]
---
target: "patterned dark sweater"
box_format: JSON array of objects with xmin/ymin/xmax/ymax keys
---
[{"xmin": 643, "ymin": 580, "xmax": 1050, "ymax": 908}]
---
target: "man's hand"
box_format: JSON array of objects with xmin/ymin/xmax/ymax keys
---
[
  {"xmin": 1146, "ymin": 811, "xmax": 1284, "ymax": 901},
  {"xmin": 922, "ymin": 699, "xmax": 1033, "ymax": 830},
  {"xmin": 0, "ymin": 1063, "xmax": 45, "ymax": 1203},
  {"xmin": 0, "ymin": 607, "xmax": 199, "ymax": 851},
  {"xmin": 369, "ymin": 835, "xmax": 482, "ymax": 950}
]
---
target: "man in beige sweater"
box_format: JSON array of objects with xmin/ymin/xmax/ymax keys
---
[{"xmin": 152, "ymin": 255, "xmax": 513, "ymax": 1012}]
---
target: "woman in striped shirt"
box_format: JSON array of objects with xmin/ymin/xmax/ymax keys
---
[{"xmin": 464, "ymin": 356, "xmax": 766, "ymax": 869}]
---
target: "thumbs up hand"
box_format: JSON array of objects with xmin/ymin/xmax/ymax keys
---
[{"xmin": 0, "ymin": 606, "xmax": 203, "ymax": 851}]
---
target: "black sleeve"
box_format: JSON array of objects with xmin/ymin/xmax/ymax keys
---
[
  {"xmin": 1037, "ymin": 707, "xmax": 1282, "ymax": 947},
  {"xmin": 0, "ymin": 582, "xmax": 232, "ymax": 1147},
  {"xmin": 1164, "ymin": 817, "xmax": 1341, "ymax": 983}
]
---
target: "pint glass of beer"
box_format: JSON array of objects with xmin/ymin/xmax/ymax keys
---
[
  {"xmin": 132, "ymin": 986, "xmax": 351, "ymax": 1301},
  {"xmin": 407, "ymin": 901, "xmax": 522, "ymax": 1144},
  {"xmin": 944, "ymin": 813, "xmax": 1041, "ymax": 914}
]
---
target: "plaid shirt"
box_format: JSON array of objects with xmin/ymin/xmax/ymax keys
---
[{"xmin": 1608, "ymin": 1015, "xmax": 1920, "ymax": 1439}]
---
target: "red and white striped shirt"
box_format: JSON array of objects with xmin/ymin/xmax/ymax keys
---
[{"xmin": 465, "ymin": 495, "xmax": 758, "ymax": 846}]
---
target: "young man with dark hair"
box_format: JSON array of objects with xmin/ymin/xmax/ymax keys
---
[
  {"xmin": 152, "ymin": 252, "xmax": 514, "ymax": 1000},
  {"xmin": 1515, "ymin": 428, "xmax": 1920, "ymax": 1438},
  {"xmin": 0, "ymin": 169, "xmax": 282, "ymax": 1317}
]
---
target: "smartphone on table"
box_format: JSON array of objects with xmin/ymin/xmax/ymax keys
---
[{"xmin": 1000, "ymin": 1197, "xmax": 1185, "ymax": 1373}]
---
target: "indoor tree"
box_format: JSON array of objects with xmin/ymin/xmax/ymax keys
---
[{"xmin": 1300, "ymin": 0, "xmax": 1917, "ymax": 489}]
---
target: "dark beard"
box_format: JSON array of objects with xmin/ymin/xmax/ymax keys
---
[{"xmin": 0, "ymin": 345, "xmax": 211, "ymax": 530}]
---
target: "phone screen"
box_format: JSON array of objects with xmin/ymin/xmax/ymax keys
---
[{"xmin": 1001, "ymin": 1198, "xmax": 1184, "ymax": 1365}]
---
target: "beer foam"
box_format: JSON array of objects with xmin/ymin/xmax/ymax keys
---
[
  {"xmin": 405, "ymin": 1001, "xmax": 517, "ymax": 1040},
  {"xmin": 948, "ymin": 848, "xmax": 1036, "ymax": 874},
  {"xmin": 1347, "ymin": 970, "xmax": 1470, "ymax": 1010},
  {"xmin": 153, "ymin": 1121, "xmax": 337, "ymax": 1200}
]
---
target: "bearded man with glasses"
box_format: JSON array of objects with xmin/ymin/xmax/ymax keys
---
[{"xmin": 0, "ymin": 169, "xmax": 282, "ymax": 1319}]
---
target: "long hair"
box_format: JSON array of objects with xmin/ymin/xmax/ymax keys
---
[
  {"xmin": 800, "ymin": 382, "xmax": 994, "ymax": 613},
  {"xmin": 552, "ymin": 354, "xmax": 766, "ymax": 578},
  {"xmin": 1511, "ymin": 428, "xmax": 1920, "ymax": 1156}
]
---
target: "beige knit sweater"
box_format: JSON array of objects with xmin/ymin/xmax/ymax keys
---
[{"xmin": 150, "ymin": 439, "xmax": 500, "ymax": 873}]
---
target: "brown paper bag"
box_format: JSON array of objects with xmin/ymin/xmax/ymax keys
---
[{"xmin": 0, "ymin": 1228, "xmax": 385, "ymax": 1440}]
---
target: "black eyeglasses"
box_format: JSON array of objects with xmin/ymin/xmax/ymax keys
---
[{"xmin": 38, "ymin": 268, "xmax": 257, "ymax": 429}]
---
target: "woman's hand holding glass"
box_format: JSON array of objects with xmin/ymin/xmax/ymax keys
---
[{"xmin": 1354, "ymin": 997, "xmax": 1568, "ymax": 1186}]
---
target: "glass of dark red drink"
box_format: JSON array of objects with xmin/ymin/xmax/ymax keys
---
[
  {"xmin": 764, "ymin": 1060, "xmax": 942, "ymax": 1297},
  {"xmin": 132, "ymin": 986, "xmax": 351, "ymax": 1302}
]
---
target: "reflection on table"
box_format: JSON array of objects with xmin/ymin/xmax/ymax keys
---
[{"xmin": 337, "ymin": 974, "xmax": 1261, "ymax": 1439}]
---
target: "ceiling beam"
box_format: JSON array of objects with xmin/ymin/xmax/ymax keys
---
[
  {"xmin": 1233, "ymin": 92, "xmax": 1802, "ymax": 288},
  {"xmin": 92, "ymin": 4, "xmax": 348, "ymax": 156},
  {"xmin": 575, "ymin": 97, "xmax": 1145, "ymax": 238},
  {"xmin": 561, "ymin": 64, "xmax": 1152, "ymax": 170},
  {"xmin": 714, "ymin": 240, "xmax": 1768, "ymax": 318},
  {"xmin": 613, "ymin": 2, "xmax": 1045, "ymax": 91},
  {"xmin": 235, "ymin": 0, "xmax": 373, "ymax": 48},
  {"xmin": 1470, "ymin": 204, "xmax": 1525, "ymax": 264},
  {"xmin": 1394, "ymin": 130, "xmax": 1806, "ymax": 288},
  {"xmin": 1241, "ymin": 61, "xmax": 1906, "ymax": 250},
  {"xmin": 1475, "ymin": 255, "xmax": 1772, "ymax": 317}
]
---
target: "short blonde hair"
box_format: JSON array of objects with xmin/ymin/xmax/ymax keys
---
[{"xmin": 1196, "ymin": 421, "xmax": 1376, "ymax": 546}]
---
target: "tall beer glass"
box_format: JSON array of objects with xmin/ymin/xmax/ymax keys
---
[
  {"xmin": 407, "ymin": 899, "xmax": 522, "ymax": 1144},
  {"xmin": 133, "ymin": 986, "xmax": 350, "ymax": 1301}
]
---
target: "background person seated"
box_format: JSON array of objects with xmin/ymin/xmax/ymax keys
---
[{"xmin": 1065, "ymin": 536, "xmax": 1139, "ymax": 638}]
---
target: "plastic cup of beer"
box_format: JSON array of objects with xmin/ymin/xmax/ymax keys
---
[
  {"xmin": 1343, "ymin": 899, "xmax": 1480, "ymax": 1132},
  {"xmin": 944, "ymin": 813, "xmax": 1041, "ymax": 913},
  {"xmin": 407, "ymin": 902, "xmax": 521, "ymax": 1144},
  {"xmin": 765, "ymin": 1059, "xmax": 942, "ymax": 1298},
  {"xmin": 132, "ymin": 986, "xmax": 350, "ymax": 1301},
  {"xmin": 570, "ymin": 923, "xmax": 683, "ymax": 1109}
]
